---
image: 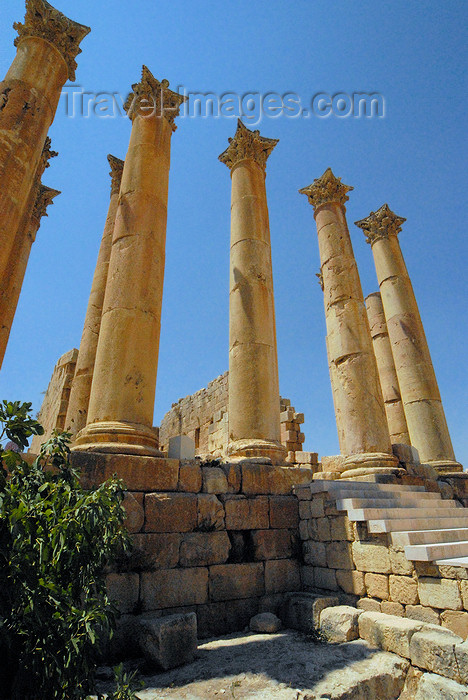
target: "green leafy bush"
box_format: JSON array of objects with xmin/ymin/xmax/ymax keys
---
[{"xmin": 0, "ymin": 401, "xmax": 132, "ymax": 699}]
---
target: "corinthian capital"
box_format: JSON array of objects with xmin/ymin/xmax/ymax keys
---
[
  {"xmin": 107, "ymin": 154, "xmax": 124, "ymax": 196},
  {"xmin": 355, "ymin": 203, "xmax": 406, "ymax": 245},
  {"xmin": 299, "ymin": 168, "xmax": 353, "ymax": 209},
  {"xmin": 13, "ymin": 0, "xmax": 90, "ymax": 81},
  {"xmin": 124, "ymin": 66, "xmax": 187, "ymax": 130},
  {"xmin": 218, "ymin": 119, "xmax": 279, "ymax": 171},
  {"xmin": 31, "ymin": 184, "xmax": 60, "ymax": 226},
  {"xmin": 38, "ymin": 136, "xmax": 58, "ymax": 180}
]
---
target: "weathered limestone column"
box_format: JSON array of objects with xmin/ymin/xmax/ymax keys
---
[
  {"xmin": 356, "ymin": 204, "xmax": 462, "ymax": 472},
  {"xmin": 219, "ymin": 120, "xmax": 286, "ymax": 464},
  {"xmin": 0, "ymin": 136, "xmax": 57, "ymax": 369},
  {"xmin": 365, "ymin": 292, "xmax": 411, "ymax": 446},
  {"xmin": 73, "ymin": 67, "xmax": 186, "ymax": 455},
  {"xmin": 65, "ymin": 155, "xmax": 124, "ymax": 438},
  {"xmin": 300, "ymin": 169, "xmax": 398, "ymax": 477},
  {"xmin": 0, "ymin": 0, "xmax": 89, "ymax": 282}
]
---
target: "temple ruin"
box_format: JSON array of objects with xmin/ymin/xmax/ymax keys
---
[{"xmin": 1, "ymin": 1, "xmax": 468, "ymax": 695}]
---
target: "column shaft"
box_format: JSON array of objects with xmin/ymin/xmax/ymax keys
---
[
  {"xmin": 73, "ymin": 68, "xmax": 185, "ymax": 455},
  {"xmin": 219, "ymin": 120, "xmax": 285, "ymax": 464},
  {"xmin": 300, "ymin": 169, "xmax": 398, "ymax": 477},
  {"xmin": 65, "ymin": 156, "xmax": 124, "ymax": 437},
  {"xmin": 366, "ymin": 292, "xmax": 410, "ymax": 445}
]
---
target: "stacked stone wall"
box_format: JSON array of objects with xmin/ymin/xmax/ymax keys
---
[
  {"xmin": 159, "ymin": 372, "xmax": 306, "ymax": 462},
  {"xmin": 295, "ymin": 483, "xmax": 468, "ymax": 639},
  {"xmin": 71, "ymin": 452, "xmax": 315, "ymax": 643}
]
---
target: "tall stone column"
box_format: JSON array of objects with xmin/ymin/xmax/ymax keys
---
[
  {"xmin": 73, "ymin": 67, "xmax": 186, "ymax": 455},
  {"xmin": 300, "ymin": 169, "xmax": 398, "ymax": 478},
  {"xmin": 0, "ymin": 136, "xmax": 57, "ymax": 369},
  {"xmin": 65, "ymin": 155, "xmax": 124, "ymax": 438},
  {"xmin": 219, "ymin": 120, "xmax": 286, "ymax": 464},
  {"xmin": 0, "ymin": 0, "xmax": 89, "ymax": 283},
  {"xmin": 356, "ymin": 204, "xmax": 462, "ymax": 472},
  {"xmin": 365, "ymin": 292, "xmax": 411, "ymax": 446}
]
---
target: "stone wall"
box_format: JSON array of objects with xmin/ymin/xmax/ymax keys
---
[
  {"xmin": 159, "ymin": 372, "xmax": 307, "ymax": 463},
  {"xmin": 70, "ymin": 452, "xmax": 315, "ymax": 644},
  {"xmin": 30, "ymin": 348, "xmax": 78, "ymax": 452},
  {"xmin": 294, "ymin": 483, "xmax": 468, "ymax": 639}
]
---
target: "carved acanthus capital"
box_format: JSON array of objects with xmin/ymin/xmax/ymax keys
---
[
  {"xmin": 13, "ymin": 0, "xmax": 90, "ymax": 81},
  {"xmin": 355, "ymin": 203, "xmax": 406, "ymax": 245},
  {"xmin": 316, "ymin": 271, "xmax": 324, "ymax": 291},
  {"xmin": 107, "ymin": 154, "xmax": 124, "ymax": 195},
  {"xmin": 218, "ymin": 119, "xmax": 279, "ymax": 171},
  {"xmin": 31, "ymin": 184, "xmax": 60, "ymax": 226},
  {"xmin": 124, "ymin": 66, "xmax": 187, "ymax": 130},
  {"xmin": 37, "ymin": 136, "xmax": 58, "ymax": 180},
  {"xmin": 299, "ymin": 168, "xmax": 353, "ymax": 209}
]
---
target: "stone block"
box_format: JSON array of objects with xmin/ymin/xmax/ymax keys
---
[
  {"xmin": 301, "ymin": 566, "xmax": 315, "ymax": 589},
  {"xmin": 138, "ymin": 612, "xmax": 197, "ymax": 671},
  {"xmin": 179, "ymin": 532, "xmax": 231, "ymax": 567},
  {"xmin": 265, "ymin": 559, "xmax": 301, "ymax": 594},
  {"xmin": 357, "ymin": 598, "xmax": 381, "ymax": 612},
  {"xmin": 141, "ymin": 568, "xmax": 208, "ymax": 610},
  {"xmin": 258, "ymin": 593, "xmax": 284, "ymax": 615},
  {"xmin": 389, "ymin": 574, "xmax": 419, "ymax": 605},
  {"xmin": 461, "ymin": 580, "xmax": 468, "ymax": 610},
  {"xmin": 202, "ymin": 467, "xmax": 229, "ymax": 493},
  {"xmin": 319, "ymin": 605, "xmax": 362, "ymax": 643},
  {"xmin": 249, "ymin": 612, "xmax": 282, "ymax": 633},
  {"xmin": 316, "ymin": 517, "xmax": 331, "ymax": 542},
  {"xmin": 410, "ymin": 626, "xmax": 463, "ymax": 680},
  {"xmin": 389, "ymin": 547, "xmax": 414, "ymax": 576},
  {"xmin": 365, "ymin": 573, "xmax": 389, "ymax": 600},
  {"xmin": 415, "ymin": 672, "xmax": 468, "ymax": 700},
  {"xmin": 106, "ymin": 573, "xmax": 139, "ymax": 614},
  {"xmin": 359, "ymin": 611, "xmax": 424, "ymax": 658},
  {"xmin": 454, "ymin": 640, "xmax": 468, "ymax": 684},
  {"xmin": 310, "ymin": 497, "xmax": 325, "ymax": 518},
  {"xmin": 222, "ymin": 463, "xmax": 241, "ymax": 493},
  {"xmin": 251, "ymin": 529, "xmax": 294, "ymax": 560},
  {"xmin": 299, "ymin": 520, "xmax": 310, "ymax": 541},
  {"xmin": 381, "ymin": 601, "xmax": 404, "ymax": 617},
  {"xmin": 178, "ymin": 462, "xmax": 202, "ymax": 492},
  {"xmin": 75, "ymin": 452, "xmax": 180, "ymax": 492},
  {"xmin": 197, "ymin": 494, "xmax": 225, "ymax": 531},
  {"xmin": 224, "ymin": 496, "xmax": 269, "ymax": 530},
  {"xmin": 281, "ymin": 593, "xmax": 339, "ymax": 632},
  {"xmin": 145, "ymin": 493, "xmax": 197, "ymax": 533},
  {"xmin": 122, "ymin": 492, "xmax": 144, "ymax": 533},
  {"xmin": 168, "ymin": 435, "xmax": 195, "ymax": 460},
  {"xmin": 336, "ymin": 569, "xmax": 366, "ymax": 596},
  {"xmin": 439, "ymin": 565, "xmax": 468, "ymax": 581},
  {"xmin": 313, "ymin": 566, "xmax": 338, "ymax": 591},
  {"xmin": 414, "ymin": 561, "xmax": 440, "ymax": 578},
  {"xmin": 304, "ymin": 541, "xmax": 326, "ymax": 567},
  {"xmin": 327, "ymin": 541, "xmax": 354, "ymax": 570},
  {"xmin": 352, "ymin": 542, "xmax": 391, "ymax": 573},
  {"xmin": 321, "ymin": 455, "xmax": 346, "ymax": 473},
  {"xmin": 269, "ymin": 495, "xmax": 299, "ymax": 528},
  {"xmin": 330, "ymin": 516, "xmax": 354, "ymax": 542},
  {"xmin": 294, "ymin": 451, "xmax": 318, "ymax": 465},
  {"xmin": 405, "ymin": 605, "xmax": 440, "ymax": 625},
  {"xmin": 209, "ymin": 562, "xmax": 264, "ymax": 601},
  {"xmin": 241, "ymin": 463, "xmax": 313, "ymax": 495},
  {"xmin": 418, "ymin": 577, "xmax": 463, "ymax": 610},
  {"xmin": 131, "ymin": 533, "xmax": 181, "ymax": 570},
  {"xmin": 441, "ymin": 610, "xmax": 468, "ymax": 639}
]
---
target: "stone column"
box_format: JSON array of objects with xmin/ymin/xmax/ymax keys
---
[
  {"xmin": 0, "ymin": 136, "xmax": 57, "ymax": 369},
  {"xmin": 65, "ymin": 155, "xmax": 124, "ymax": 438},
  {"xmin": 356, "ymin": 204, "xmax": 462, "ymax": 472},
  {"xmin": 365, "ymin": 292, "xmax": 411, "ymax": 446},
  {"xmin": 219, "ymin": 120, "xmax": 286, "ymax": 464},
  {"xmin": 300, "ymin": 169, "xmax": 398, "ymax": 478},
  {"xmin": 0, "ymin": 0, "xmax": 89, "ymax": 283},
  {"xmin": 73, "ymin": 67, "xmax": 186, "ymax": 455}
]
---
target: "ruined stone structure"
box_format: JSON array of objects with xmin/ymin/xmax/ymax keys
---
[{"xmin": 300, "ymin": 169, "xmax": 399, "ymax": 479}]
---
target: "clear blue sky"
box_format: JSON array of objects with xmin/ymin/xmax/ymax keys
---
[{"xmin": 1, "ymin": 0, "xmax": 466, "ymax": 465}]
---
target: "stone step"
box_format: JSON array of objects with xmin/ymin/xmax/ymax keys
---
[
  {"xmin": 336, "ymin": 496, "xmax": 447, "ymax": 511},
  {"xmin": 347, "ymin": 506, "xmax": 464, "ymax": 522},
  {"xmin": 367, "ymin": 514, "xmax": 468, "ymax": 534},
  {"xmin": 308, "ymin": 481, "xmax": 427, "ymax": 495},
  {"xmin": 434, "ymin": 555, "xmax": 468, "ymax": 567},
  {"xmin": 332, "ymin": 490, "xmax": 442, "ymax": 503},
  {"xmin": 404, "ymin": 540, "xmax": 468, "ymax": 562},
  {"xmin": 390, "ymin": 528, "xmax": 468, "ymax": 547}
]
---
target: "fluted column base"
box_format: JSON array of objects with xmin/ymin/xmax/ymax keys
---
[
  {"xmin": 72, "ymin": 420, "xmax": 162, "ymax": 456},
  {"xmin": 340, "ymin": 451, "xmax": 401, "ymax": 479},
  {"xmin": 425, "ymin": 460, "xmax": 464, "ymax": 475},
  {"xmin": 227, "ymin": 438, "xmax": 287, "ymax": 466}
]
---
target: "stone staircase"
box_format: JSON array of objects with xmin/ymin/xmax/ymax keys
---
[{"xmin": 311, "ymin": 480, "xmax": 468, "ymax": 567}]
